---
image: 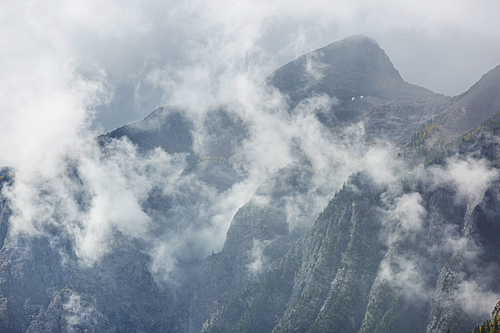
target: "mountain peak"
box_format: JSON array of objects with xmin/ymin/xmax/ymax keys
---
[
  {"xmin": 269, "ymin": 35, "xmax": 447, "ymax": 106},
  {"xmin": 318, "ymin": 34, "xmax": 402, "ymax": 81},
  {"xmin": 331, "ymin": 34, "xmax": 380, "ymax": 47}
]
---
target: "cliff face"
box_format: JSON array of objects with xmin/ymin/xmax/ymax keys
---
[
  {"xmin": 189, "ymin": 163, "xmax": 333, "ymax": 333},
  {"xmin": 25, "ymin": 242, "xmax": 189, "ymax": 333},
  {"xmin": 201, "ymin": 168, "xmax": 500, "ymax": 333},
  {"xmin": 0, "ymin": 182, "xmax": 192, "ymax": 333}
]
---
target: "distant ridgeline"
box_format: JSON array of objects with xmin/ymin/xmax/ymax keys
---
[{"xmin": 186, "ymin": 156, "xmax": 249, "ymax": 173}]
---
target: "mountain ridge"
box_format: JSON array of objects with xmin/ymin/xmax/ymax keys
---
[
  {"xmin": 268, "ymin": 34, "xmax": 449, "ymax": 108},
  {"xmin": 405, "ymin": 64, "xmax": 500, "ymax": 163}
]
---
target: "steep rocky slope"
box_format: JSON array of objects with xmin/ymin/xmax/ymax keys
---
[
  {"xmin": 189, "ymin": 163, "xmax": 336, "ymax": 333},
  {"xmin": 188, "ymin": 35, "xmax": 454, "ymax": 333},
  {"xmin": 406, "ymin": 65, "xmax": 500, "ymax": 161},
  {"xmin": 201, "ymin": 165, "xmax": 500, "ymax": 333}
]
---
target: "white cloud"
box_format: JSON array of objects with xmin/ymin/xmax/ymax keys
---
[
  {"xmin": 430, "ymin": 156, "xmax": 499, "ymax": 207},
  {"xmin": 392, "ymin": 192, "xmax": 426, "ymax": 232},
  {"xmin": 63, "ymin": 292, "xmax": 96, "ymax": 329},
  {"xmin": 247, "ymin": 239, "xmax": 269, "ymax": 274},
  {"xmin": 455, "ymin": 277, "xmax": 500, "ymax": 317},
  {"xmin": 377, "ymin": 251, "xmax": 432, "ymax": 301}
]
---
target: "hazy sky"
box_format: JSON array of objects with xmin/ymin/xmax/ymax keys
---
[{"xmin": 2, "ymin": 0, "xmax": 500, "ymax": 132}]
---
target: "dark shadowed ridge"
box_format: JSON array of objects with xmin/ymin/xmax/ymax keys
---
[{"xmin": 99, "ymin": 107, "xmax": 196, "ymax": 160}]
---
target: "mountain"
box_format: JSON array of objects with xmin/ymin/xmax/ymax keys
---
[
  {"xmin": 269, "ymin": 35, "xmax": 450, "ymax": 141},
  {"xmin": 438, "ymin": 65, "xmax": 500, "ymax": 144},
  {"xmin": 269, "ymin": 35, "xmax": 447, "ymax": 106},
  {"xmin": 1, "ymin": 35, "xmax": 500, "ymax": 333},
  {"xmin": 200, "ymin": 169, "xmax": 500, "ymax": 333},
  {"xmin": 192, "ymin": 39, "xmax": 500, "ymax": 333},
  {"xmin": 187, "ymin": 35, "xmax": 457, "ymax": 333},
  {"xmin": 100, "ymin": 107, "xmax": 195, "ymax": 156},
  {"xmin": 406, "ymin": 65, "xmax": 500, "ymax": 163}
]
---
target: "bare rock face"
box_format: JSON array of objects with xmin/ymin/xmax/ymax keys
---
[
  {"xmin": 189, "ymin": 164, "xmax": 323, "ymax": 333},
  {"xmin": 200, "ymin": 168, "xmax": 500, "ymax": 333},
  {"xmin": 492, "ymin": 301, "xmax": 500, "ymax": 320}
]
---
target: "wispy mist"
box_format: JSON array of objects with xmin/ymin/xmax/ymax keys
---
[{"xmin": 1, "ymin": 2, "xmax": 500, "ymax": 327}]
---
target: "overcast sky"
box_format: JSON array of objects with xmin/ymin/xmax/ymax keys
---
[{"xmin": 2, "ymin": 0, "xmax": 500, "ymax": 133}]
